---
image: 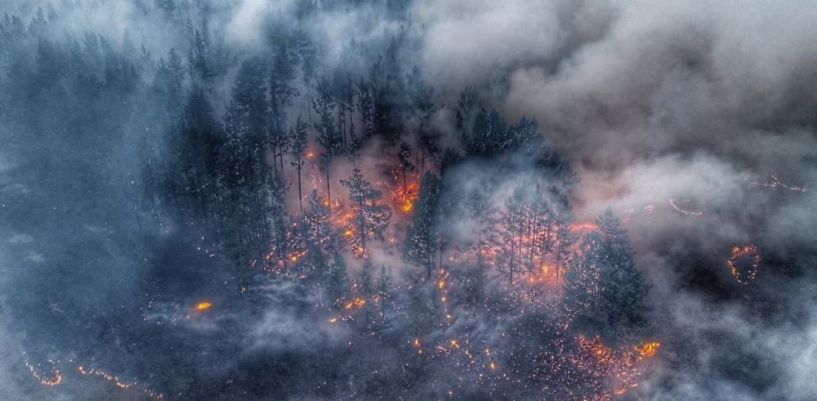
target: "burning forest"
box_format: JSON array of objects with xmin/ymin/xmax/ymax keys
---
[{"xmin": 1, "ymin": 1, "xmax": 817, "ymax": 401}]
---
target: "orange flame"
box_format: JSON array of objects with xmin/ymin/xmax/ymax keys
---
[{"xmin": 194, "ymin": 300, "xmax": 213, "ymax": 313}]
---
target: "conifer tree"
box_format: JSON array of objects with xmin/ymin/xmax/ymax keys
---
[
  {"xmin": 596, "ymin": 210, "xmax": 649, "ymax": 340},
  {"xmin": 313, "ymin": 78, "xmax": 339, "ymax": 203},
  {"xmin": 405, "ymin": 173, "xmax": 441, "ymax": 278},
  {"xmin": 340, "ymin": 168, "xmax": 392, "ymax": 256},
  {"xmin": 290, "ymin": 115, "xmax": 308, "ymax": 212},
  {"xmin": 326, "ymin": 253, "xmax": 349, "ymax": 310}
]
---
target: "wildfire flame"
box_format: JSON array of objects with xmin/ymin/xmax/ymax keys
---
[
  {"xmin": 391, "ymin": 173, "xmax": 420, "ymax": 215},
  {"xmin": 344, "ymin": 297, "xmax": 367, "ymax": 310},
  {"xmin": 195, "ymin": 300, "xmax": 213, "ymax": 313},
  {"xmin": 574, "ymin": 335, "xmax": 661, "ymax": 400},
  {"xmin": 728, "ymin": 244, "xmax": 761, "ymax": 285},
  {"xmin": 25, "ymin": 359, "xmax": 62, "ymax": 387}
]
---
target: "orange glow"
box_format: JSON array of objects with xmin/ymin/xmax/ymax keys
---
[
  {"xmin": 573, "ymin": 335, "xmax": 661, "ymax": 400},
  {"xmin": 570, "ymin": 222, "xmax": 599, "ymax": 232},
  {"xmin": 728, "ymin": 244, "xmax": 761, "ymax": 285},
  {"xmin": 77, "ymin": 365, "xmax": 164, "ymax": 400},
  {"xmin": 194, "ymin": 300, "xmax": 213, "ymax": 313},
  {"xmin": 638, "ymin": 342, "xmax": 661, "ymax": 358},
  {"xmin": 391, "ymin": 173, "xmax": 420, "ymax": 215},
  {"xmin": 345, "ymin": 297, "xmax": 367, "ymax": 310},
  {"xmin": 25, "ymin": 360, "xmax": 62, "ymax": 387}
]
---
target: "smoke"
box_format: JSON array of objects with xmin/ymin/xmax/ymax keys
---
[{"xmin": 410, "ymin": 1, "xmax": 817, "ymax": 400}]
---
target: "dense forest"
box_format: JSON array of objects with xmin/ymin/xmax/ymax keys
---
[{"xmin": 2, "ymin": 1, "xmax": 816, "ymax": 401}]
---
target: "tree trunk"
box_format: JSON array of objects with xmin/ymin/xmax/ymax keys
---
[{"xmin": 297, "ymin": 164, "xmax": 303, "ymax": 213}]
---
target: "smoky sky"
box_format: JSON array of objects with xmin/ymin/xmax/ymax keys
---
[{"xmin": 1, "ymin": 1, "xmax": 816, "ymax": 401}]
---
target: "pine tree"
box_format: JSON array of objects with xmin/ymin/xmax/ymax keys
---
[
  {"xmin": 596, "ymin": 210, "xmax": 649, "ymax": 341},
  {"xmin": 355, "ymin": 78, "xmax": 374, "ymax": 142},
  {"xmin": 405, "ymin": 173, "xmax": 441, "ymax": 278},
  {"xmin": 465, "ymin": 190, "xmax": 496, "ymax": 271},
  {"xmin": 325, "ymin": 253, "xmax": 349, "ymax": 310},
  {"xmin": 290, "ymin": 115, "xmax": 308, "ymax": 213},
  {"xmin": 499, "ymin": 188, "xmax": 526, "ymax": 286},
  {"xmin": 219, "ymin": 59, "xmax": 270, "ymax": 271},
  {"xmin": 167, "ymin": 87, "xmax": 222, "ymax": 222},
  {"xmin": 553, "ymin": 222, "xmax": 577, "ymax": 282},
  {"xmin": 340, "ymin": 168, "xmax": 392, "ymax": 257},
  {"xmin": 303, "ymin": 190, "xmax": 338, "ymax": 255},
  {"xmin": 563, "ymin": 211, "xmax": 649, "ymax": 343},
  {"xmin": 188, "ymin": 28, "xmax": 210, "ymax": 82},
  {"xmin": 269, "ymin": 43, "xmax": 297, "ymax": 176},
  {"xmin": 313, "ymin": 78, "xmax": 339, "ymax": 203},
  {"xmin": 562, "ymin": 232, "xmax": 604, "ymax": 328},
  {"xmin": 375, "ymin": 265, "xmax": 393, "ymax": 325},
  {"xmin": 398, "ymin": 141, "xmax": 414, "ymax": 191}
]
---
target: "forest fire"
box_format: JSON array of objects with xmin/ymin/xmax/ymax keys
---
[
  {"xmin": 527, "ymin": 264, "xmax": 556, "ymax": 285},
  {"xmin": 344, "ymin": 297, "xmax": 367, "ymax": 310},
  {"xmin": 638, "ymin": 342, "xmax": 661, "ymax": 358},
  {"xmin": 10, "ymin": 1, "xmax": 817, "ymax": 400},
  {"xmin": 78, "ymin": 366, "xmax": 165, "ymax": 400},
  {"xmin": 194, "ymin": 300, "xmax": 213, "ymax": 313},
  {"xmin": 24, "ymin": 359, "xmax": 62, "ymax": 387},
  {"xmin": 574, "ymin": 335, "xmax": 661, "ymax": 400},
  {"xmin": 728, "ymin": 244, "xmax": 761, "ymax": 285},
  {"xmin": 24, "ymin": 357, "xmax": 164, "ymax": 400},
  {"xmin": 391, "ymin": 174, "xmax": 420, "ymax": 215}
]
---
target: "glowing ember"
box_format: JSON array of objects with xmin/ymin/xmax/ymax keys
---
[
  {"xmin": 78, "ymin": 366, "xmax": 165, "ymax": 400},
  {"xmin": 344, "ymin": 297, "xmax": 367, "ymax": 310},
  {"xmin": 638, "ymin": 342, "xmax": 661, "ymax": 358},
  {"xmin": 390, "ymin": 172, "xmax": 420, "ymax": 215},
  {"xmin": 728, "ymin": 244, "xmax": 761, "ymax": 285},
  {"xmin": 25, "ymin": 359, "xmax": 62, "ymax": 387},
  {"xmin": 194, "ymin": 300, "xmax": 213, "ymax": 313},
  {"xmin": 574, "ymin": 335, "xmax": 661, "ymax": 400}
]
